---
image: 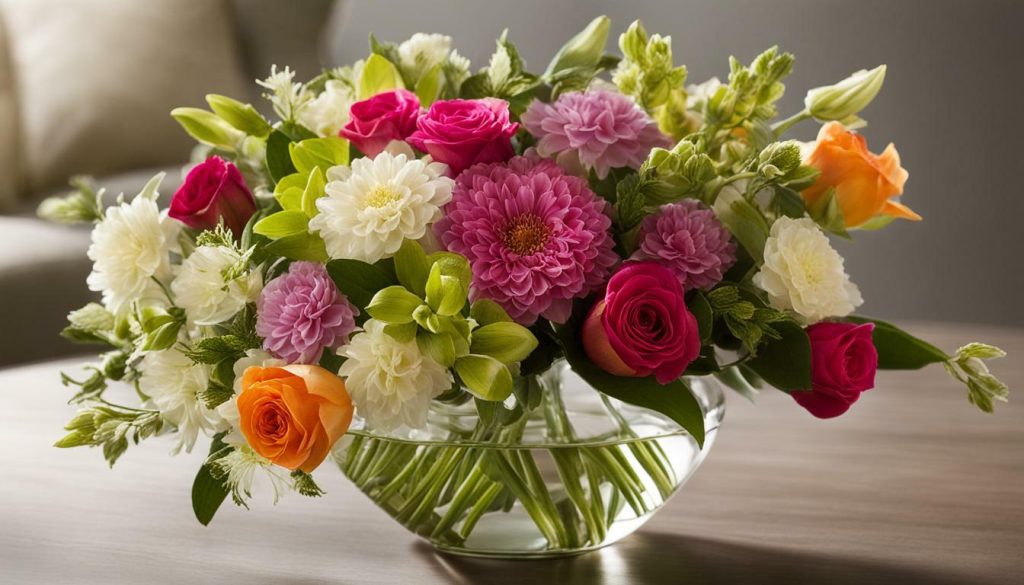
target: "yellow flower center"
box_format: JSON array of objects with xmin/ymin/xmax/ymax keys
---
[
  {"xmin": 501, "ymin": 214, "xmax": 551, "ymax": 256},
  {"xmin": 366, "ymin": 185, "xmax": 401, "ymax": 208}
]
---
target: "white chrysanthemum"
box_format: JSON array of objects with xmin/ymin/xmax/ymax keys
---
[
  {"xmin": 309, "ymin": 152, "xmax": 454, "ymax": 263},
  {"xmin": 171, "ymin": 245, "xmax": 262, "ymax": 327},
  {"xmin": 339, "ymin": 319, "xmax": 452, "ymax": 431},
  {"xmin": 87, "ymin": 190, "xmax": 180, "ymax": 315},
  {"xmin": 398, "ymin": 33, "xmax": 453, "ymax": 73},
  {"xmin": 214, "ymin": 349, "xmax": 283, "ymax": 446},
  {"xmin": 753, "ymin": 217, "xmax": 863, "ymax": 324},
  {"xmin": 139, "ymin": 346, "xmax": 218, "ymax": 454},
  {"xmin": 297, "ymin": 79, "xmax": 356, "ymax": 137}
]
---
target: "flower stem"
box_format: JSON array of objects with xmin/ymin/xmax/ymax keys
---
[{"xmin": 772, "ymin": 109, "xmax": 812, "ymax": 137}]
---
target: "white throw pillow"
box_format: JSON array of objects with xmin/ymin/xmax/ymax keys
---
[{"xmin": 0, "ymin": 0, "xmax": 250, "ymax": 197}]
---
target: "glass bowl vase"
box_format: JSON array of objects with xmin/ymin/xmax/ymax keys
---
[{"xmin": 334, "ymin": 360, "xmax": 725, "ymax": 558}]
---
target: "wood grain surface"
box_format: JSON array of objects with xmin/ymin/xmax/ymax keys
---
[{"xmin": 1, "ymin": 322, "xmax": 1021, "ymax": 584}]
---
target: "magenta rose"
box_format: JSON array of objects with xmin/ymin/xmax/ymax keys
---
[
  {"xmin": 582, "ymin": 262, "xmax": 701, "ymax": 384},
  {"xmin": 406, "ymin": 98, "xmax": 519, "ymax": 175},
  {"xmin": 340, "ymin": 89, "xmax": 422, "ymax": 158},
  {"xmin": 169, "ymin": 156, "xmax": 256, "ymax": 236},
  {"xmin": 793, "ymin": 321, "xmax": 878, "ymax": 418}
]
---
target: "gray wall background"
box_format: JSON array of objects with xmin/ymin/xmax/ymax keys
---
[{"xmin": 328, "ymin": 0, "xmax": 1024, "ymax": 326}]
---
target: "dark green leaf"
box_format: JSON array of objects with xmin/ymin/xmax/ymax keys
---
[
  {"xmin": 848, "ymin": 316, "xmax": 949, "ymax": 370},
  {"xmin": 688, "ymin": 290, "xmax": 714, "ymax": 343},
  {"xmin": 746, "ymin": 320, "xmax": 812, "ymax": 391},
  {"xmin": 192, "ymin": 435, "xmax": 230, "ymax": 526},
  {"xmin": 326, "ymin": 258, "xmax": 398, "ymax": 311},
  {"xmin": 265, "ymin": 130, "xmax": 297, "ymax": 183}
]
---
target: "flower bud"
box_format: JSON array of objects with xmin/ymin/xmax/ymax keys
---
[
  {"xmin": 545, "ymin": 15, "xmax": 611, "ymax": 77},
  {"xmin": 170, "ymin": 107, "xmax": 245, "ymax": 149},
  {"xmin": 619, "ymin": 20, "xmax": 648, "ymax": 61},
  {"xmin": 804, "ymin": 65, "xmax": 886, "ymax": 122},
  {"xmin": 205, "ymin": 94, "xmax": 272, "ymax": 137}
]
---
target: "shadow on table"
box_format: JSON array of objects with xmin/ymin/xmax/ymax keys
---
[{"xmin": 415, "ymin": 532, "xmax": 981, "ymax": 585}]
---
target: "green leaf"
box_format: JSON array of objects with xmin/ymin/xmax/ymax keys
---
[
  {"xmin": 470, "ymin": 322, "xmax": 539, "ymax": 364},
  {"xmin": 262, "ymin": 232, "xmax": 328, "ymax": 262},
  {"xmin": 688, "ymin": 291, "xmax": 713, "ymax": 343},
  {"xmin": 206, "ymin": 94, "xmax": 271, "ymax": 137},
  {"xmin": 253, "ymin": 210, "xmax": 309, "ymax": 239},
  {"xmin": 427, "ymin": 251, "xmax": 472, "ymax": 292},
  {"xmin": 470, "ymin": 299, "xmax": 513, "ymax": 326},
  {"xmin": 366, "ymin": 286, "xmax": 423, "ymax": 324},
  {"xmin": 192, "ymin": 436, "xmax": 230, "ymax": 526},
  {"xmin": 266, "ymin": 130, "xmax": 297, "ymax": 183},
  {"xmin": 289, "ymin": 137, "xmax": 349, "ymax": 175},
  {"xmin": 393, "ymin": 239, "xmax": 431, "ymax": 297},
  {"xmin": 141, "ymin": 321, "xmax": 183, "ymax": 352},
  {"xmin": 171, "ymin": 107, "xmax": 242, "ymax": 148},
  {"xmin": 455, "ymin": 354, "xmax": 514, "ymax": 402},
  {"xmin": 544, "ymin": 15, "xmax": 610, "ymax": 78},
  {"xmin": 417, "ymin": 331, "xmax": 458, "ymax": 367},
  {"xmin": 555, "ymin": 315, "xmax": 706, "ymax": 447},
  {"xmin": 358, "ymin": 53, "xmax": 404, "ymax": 99},
  {"xmin": 745, "ymin": 320, "xmax": 812, "ymax": 391},
  {"xmin": 326, "ymin": 259, "xmax": 398, "ymax": 310},
  {"xmin": 414, "ymin": 64, "xmax": 442, "ymax": 106},
  {"xmin": 848, "ymin": 316, "xmax": 948, "ymax": 370},
  {"xmin": 300, "ymin": 167, "xmax": 325, "ymax": 218},
  {"xmin": 808, "ymin": 188, "xmax": 849, "ymax": 237}
]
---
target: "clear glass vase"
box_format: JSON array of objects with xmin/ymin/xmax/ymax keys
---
[{"xmin": 335, "ymin": 360, "xmax": 725, "ymax": 558}]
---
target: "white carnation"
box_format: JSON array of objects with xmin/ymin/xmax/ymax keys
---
[
  {"xmin": 398, "ymin": 33, "xmax": 453, "ymax": 74},
  {"xmin": 309, "ymin": 152, "xmax": 453, "ymax": 263},
  {"xmin": 297, "ymin": 79, "xmax": 355, "ymax": 137},
  {"xmin": 171, "ymin": 245, "xmax": 262, "ymax": 327},
  {"xmin": 87, "ymin": 190, "xmax": 180, "ymax": 315},
  {"xmin": 753, "ymin": 217, "xmax": 863, "ymax": 324},
  {"xmin": 139, "ymin": 346, "xmax": 218, "ymax": 454},
  {"xmin": 339, "ymin": 319, "xmax": 452, "ymax": 432}
]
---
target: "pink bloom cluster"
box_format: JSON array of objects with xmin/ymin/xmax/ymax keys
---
[
  {"xmin": 434, "ymin": 154, "xmax": 618, "ymax": 325},
  {"xmin": 632, "ymin": 200, "xmax": 737, "ymax": 291},
  {"xmin": 521, "ymin": 90, "xmax": 671, "ymax": 179},
  {"xmin": 256, "ymin": 262, "xmax": 359, "ymax": 364}
]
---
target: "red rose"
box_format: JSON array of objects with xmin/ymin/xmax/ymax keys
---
[
  {"xmin": 794, "ymin": 321, "xmax": 878, "ymax": 418},
  {"xmin": 406, "ymin": 98, "xmax": 518, "ymax": 175},
  {"xmin": 582, "ymin": 262, "xmax": 701, "ymax": 384},
  {"xmin": 169, "ymin": 156, "xmax": 256, "ymax": 236},
  {"xmin": 340, "ymin": 89, "xmax": 422, "ymax": 158}
]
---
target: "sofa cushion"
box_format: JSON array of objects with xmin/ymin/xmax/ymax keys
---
[
  {"xmin": 0, "ymin": 217, "xmax": 94, "ymax": 366},
  {"xmin": 0, "ymin": 11, "xmax": 17, "ymax": 211},
  {"xmin": 0, "ymin": 0, "xmax": 250, "ymax": 198}
]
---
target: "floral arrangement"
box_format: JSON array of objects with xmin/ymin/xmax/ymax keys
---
[{"xmin": 43, "ymin": 17, "xmax": 1009, "ymax": 538}]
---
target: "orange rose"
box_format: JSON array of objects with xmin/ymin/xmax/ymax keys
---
[
  {"xmin": 237, "ymin": 364, "xmax": 353, "ymax": 472},
  {"xmin": 802, "ymin": 121, "xmax": 919, "ymax": 228}
]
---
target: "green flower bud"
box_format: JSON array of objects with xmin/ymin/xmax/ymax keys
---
[
  {"xmin": 805, "ymin": 65, "xmax": 886, "ymax": 122},
  {"xmin": 619, "ymin": 20, "xmax": 648, "ymax": 62},
  {"xmin": 171, "ymin": 107, "xmax": 245, "ymax": 149},
  {"xmin": 205, "ymin": 94, "xmax": 272, "ymax": 137}
]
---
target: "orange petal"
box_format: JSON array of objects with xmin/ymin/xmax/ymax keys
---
[{"xmin": 881, "ymin": 199, "xmax": 922, "ymax": 221}]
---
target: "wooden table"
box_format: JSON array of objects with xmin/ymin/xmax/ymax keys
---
[{"xmin": 1, "ymin": 323, "xmax": 1021, "ymax": 584}]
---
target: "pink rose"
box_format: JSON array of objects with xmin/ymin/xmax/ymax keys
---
[
  {"xmin": 582, "ymin": 262, "xmax": 701, "ymax": 384},
  {"xmin": 794, "ymin": 322, "xmax": 878, "ymax": 418},
  {"xmin": 407, "ymin": 98, "xmax": 519, "ymax": 175},
  {"xmin": 340, "ymin": 89, "xmax": 422, "ymax": 158},
  {"xmin": 169, "ymin": 156, "xmax": 256, "ymax": 236}
]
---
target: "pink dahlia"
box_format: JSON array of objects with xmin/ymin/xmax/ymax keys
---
[
  {"xmin": 631, "ymin": 200, "xmax": 737, "ymax": 291},
  {"xmin": 434, "ymin": 154, "xmax": 618, "ymax": 325},
  {"xmin": 521, "ymin": 90, "xmax": 671, "ymax": 179},
  {"xmin": 256, "ymin": 261, "xmax": 359, "ymax": 363}
]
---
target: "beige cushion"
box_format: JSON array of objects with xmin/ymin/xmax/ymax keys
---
[
  {"xmin": 0, "ymin": 12, "xmax": 18, "ymax": 211},
  {"xmin": 0, "ymin": 0, "xmax": 250, "ymax": 197}
]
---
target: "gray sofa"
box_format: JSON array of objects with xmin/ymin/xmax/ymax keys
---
[{"xmin": 0, "ymin": 0, "xmax": 338, "ymax": 366}]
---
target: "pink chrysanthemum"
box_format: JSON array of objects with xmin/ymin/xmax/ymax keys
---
[
  {"xmin": 434, "ymin": 154, "xmax": 618, "ymax": 325},
  {"xmin": 521, "ymin": 90, "xmax": 671, "ymax": 179},
  {"xmin": 256, "ymin": 261, "xmax": 359, "ymax": 363},
  {"xmin": 631, "ymin": 200, "xmax": 737, "ymax": 291}
]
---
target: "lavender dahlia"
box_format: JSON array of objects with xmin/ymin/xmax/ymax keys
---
[
  {"xmin": 256, "ymin": 262, "xmax": 359, "ymax": 363},
  {"xmin": 631, "ymin": 200, "xmax": 737, "ymax": 291},
  {"xmin": 434, "ymin": 154, "xmax": 618, "ymax": 326},
  {"xmin": 521, "ymin": 89, "xmax": 671, "ymax": 179}
]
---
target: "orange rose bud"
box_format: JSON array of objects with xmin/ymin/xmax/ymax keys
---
[
  {"xmin": 802, "ymin": 121, "xmax": 919, "ymax": 228},
  {"xmin": 237, "ymin": 364, "xmax": 353, "ymax": 473}
]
